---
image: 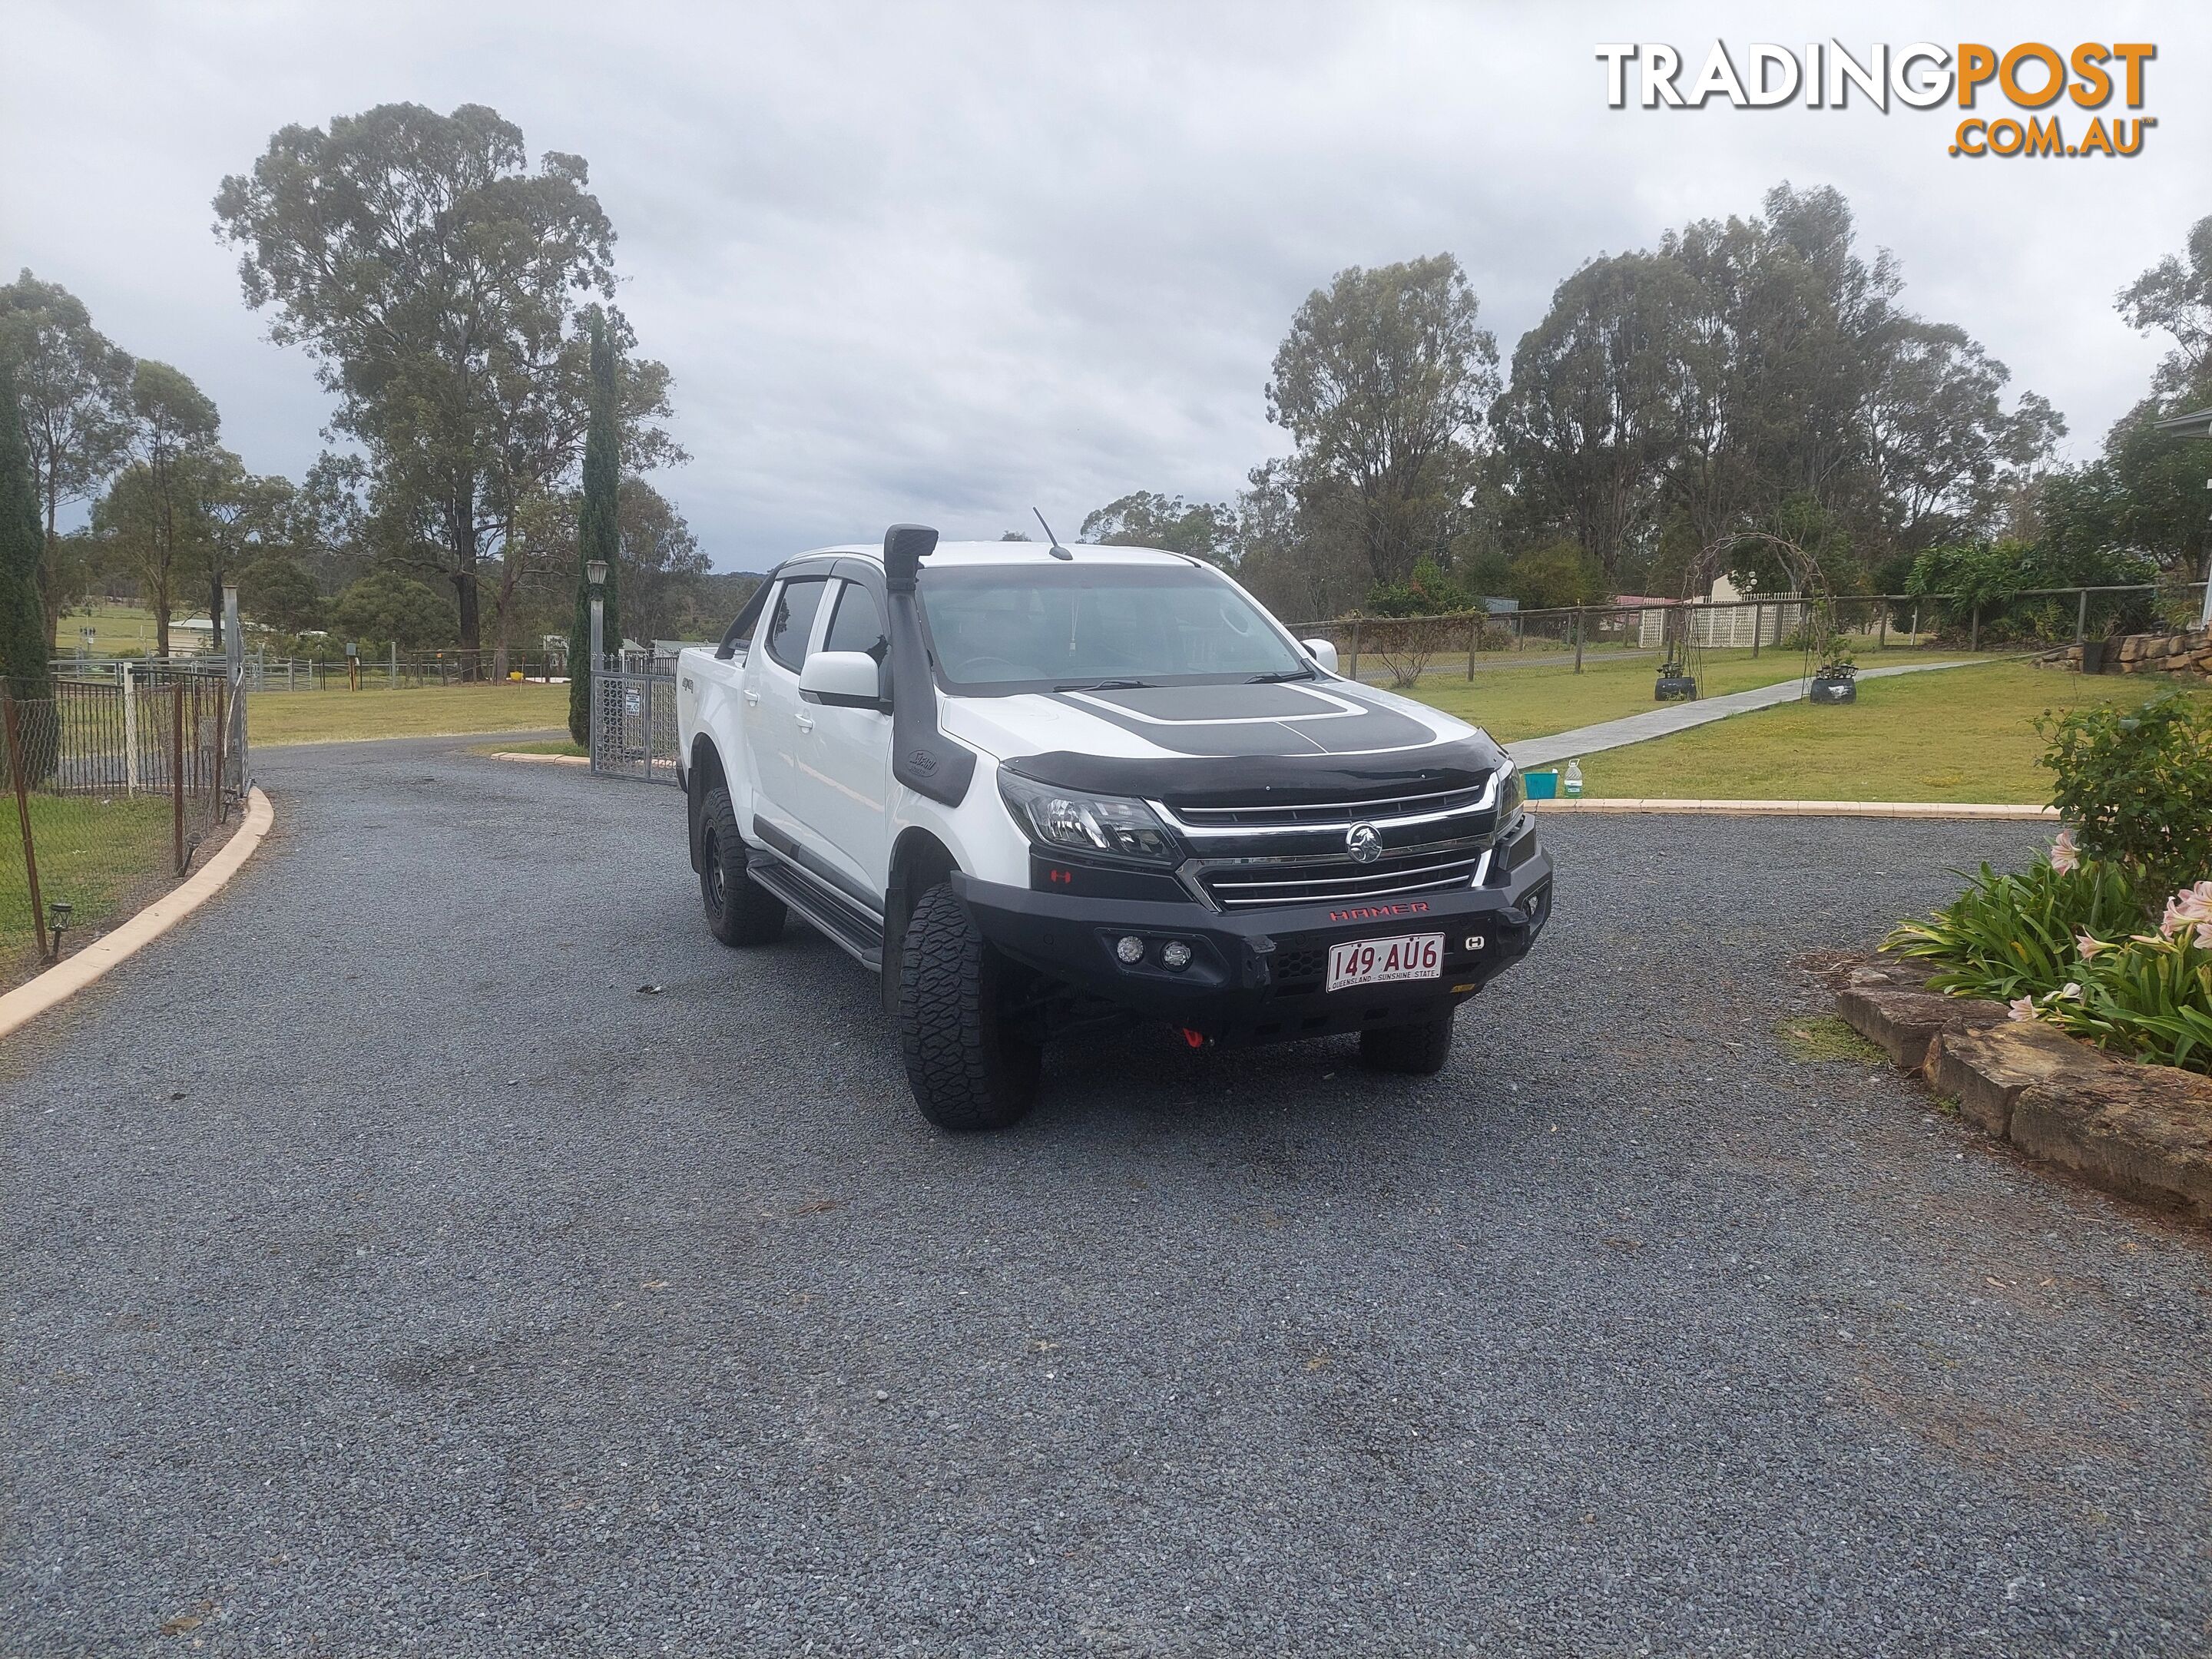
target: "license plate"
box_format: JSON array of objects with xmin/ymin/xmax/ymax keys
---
[{"xmin": 1326, "ymin": 933, "xmax": 1443, "ymax": 992}]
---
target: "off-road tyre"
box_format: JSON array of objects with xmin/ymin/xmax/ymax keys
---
[
  {"xmin": 1359, "ymin": 1010, "xmax": 1457, "ymax": 1075},
  {"xmin": 897, "ymin": 882, "xmax": 1041, "ymax": 1131},
  {"xmin": 698, "ymin": 785, "xmax": 786, "ymax": 946}
]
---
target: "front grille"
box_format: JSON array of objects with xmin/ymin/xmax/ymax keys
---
[
  {"xmin": 1159, "ymin": 774, "xmax": 1512, "ymax": 913},
  {"xmin": 1197, "ymin": 841, "xmax": 1491, "ymax": 910}
]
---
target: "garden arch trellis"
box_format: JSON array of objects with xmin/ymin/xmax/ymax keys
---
[{"xmin": 1657, "ymin": 532, "xmax": 1841, "ymax": 700}]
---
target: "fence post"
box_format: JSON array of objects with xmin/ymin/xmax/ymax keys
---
[
  {"xmin": 213, "ymin": 677, "xmax": 227, "ymax": 824},
  {"xmin": 1573, "ymin": 608, "xmax": 1585, "ymax": 674},
  {"xmin": 171, "ymin": 680, "xmax": 185, "ymax": 876},
  {"xmin": 1466, "ymin": 614, "xmax": 1479, "ymax": 680},
  {"xmin": 123, "ymin": 661, "xmax": 137, "ymax": 796},
  {"xmin": 390, "ymin": 641, "xmax": 398, "ymax": 690},
  {"xmin": 4, "ymin": 694, "xmax": 50, "ymax": 962},
  {"xmin": 1347, "ymin": 619, "xmax": 1361, "ymax": 683},
  {"xmin": 2075, "ymin": 587, "xmax": 2089, "ymax": 644},
  {"xmin": 1878, "ymin": 601, "xmax": 1887, "ymax": 651},
  {"xmin": 1911, "ymin": 602, "xmax": 1921, "ymax": 647},
  {"xmin": 1970, "ymin": 602, "xmax": 1981, "ymax": 653}
]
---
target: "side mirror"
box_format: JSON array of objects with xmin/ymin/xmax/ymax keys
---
[
  {"xmin": 1301, "ymin": 637, "xmax": 1340, "ymax": 675},
  {"xmin": 799, "ymin": 650, "xmax": 886, "ymax": 710}
]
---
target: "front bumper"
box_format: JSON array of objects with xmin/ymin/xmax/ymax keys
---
[{"xmin": 951, "ymin": 843, "xmax": 1553, "ymax": 1046}]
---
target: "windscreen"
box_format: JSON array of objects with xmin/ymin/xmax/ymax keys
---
[{"xmin": 919, "ymin": 564, "xmax": 1308, "ymax": 690}]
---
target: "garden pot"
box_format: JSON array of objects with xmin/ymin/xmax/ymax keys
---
[
  {"xmin": 1810, "ymin": 674, "xmax": 1857, "ymax": 704},
  {"xmin": 2078, "ymin": 640, "xmax": 2106, "ymax": 675},
  {"xmin": 1654, "ymin": 675, "xmax": 1697, "ymax": 702}
]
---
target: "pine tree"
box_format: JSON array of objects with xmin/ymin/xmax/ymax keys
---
[
  {"xmin": 569, "ymin": 313, "xmax": 622, "ymax": 746},
  {"xmin": 0, "ymin": 356, "xmax": 54, "ymax": 703}
]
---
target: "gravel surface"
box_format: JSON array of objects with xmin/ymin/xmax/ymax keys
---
[{"xmin": 5, "ymin": 735, "xmax": 2207, "ymax": 1657}]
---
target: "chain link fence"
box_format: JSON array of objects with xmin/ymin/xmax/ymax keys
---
[{"xmin": 2, "ymin": 664, "xmax": 249, "ymax": 988}]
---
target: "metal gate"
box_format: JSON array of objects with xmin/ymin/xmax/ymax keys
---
[{"xmin": 589, "ymin": 660, "xmax": 680, "ymax": 786}]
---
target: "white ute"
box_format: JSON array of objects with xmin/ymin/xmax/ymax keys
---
[{"xmin": 677, "ymin": 525, "xmax": 1552, "ymax": 1130}]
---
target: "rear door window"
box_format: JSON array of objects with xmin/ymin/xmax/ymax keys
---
[{"xmin": 763, "ymin": 577, "xmax": 829, "ymax": 673}]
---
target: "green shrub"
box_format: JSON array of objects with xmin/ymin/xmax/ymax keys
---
[
  {"xmin": 2038, "ymin": 690, "xmax": 2212, "ymax": 901},
  {"xmin": 1884, "ymin": 858, "xmax": 2144, "ymax": 1001}
]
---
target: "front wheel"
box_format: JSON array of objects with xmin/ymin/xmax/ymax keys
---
[
  {"xmin": 896, "ymin": 883, "xmax": 1041, "ymax": 1131},
  {"xmin": 1359, "ymin": 1009, "xmax": 1457, "ymax": 1075},
  {"xmin": 698, "ymin": 785, "xmax": 786, "ymax": 946}
]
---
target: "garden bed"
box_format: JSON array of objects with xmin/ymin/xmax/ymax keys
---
[{"xmin": 1833, "ymin": 953, "xmax": 2212, "ymax": 1224}]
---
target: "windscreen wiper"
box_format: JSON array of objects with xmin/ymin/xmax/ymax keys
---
[
  {"xmin": 1246, "ymin": 668, "xmax": 1316, "ymax": 683},
  {"xmin": 1054, "ymin": 678, "xmax": 1151, "ymax": 691}
]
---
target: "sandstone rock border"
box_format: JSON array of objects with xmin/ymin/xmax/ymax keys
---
[{"xmin": 1833, "ymin": 954, "xmax": 2212, "ymax": 1224}]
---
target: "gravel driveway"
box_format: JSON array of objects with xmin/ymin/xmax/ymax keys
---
[{"xmin": 5, "ymin": 735, "xmax": 2207, "ymax": 1657}]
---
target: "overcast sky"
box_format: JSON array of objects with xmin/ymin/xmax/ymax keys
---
[{"xmin": 6, "ymin": 2, "xmax": 2205, "ymax": 571}]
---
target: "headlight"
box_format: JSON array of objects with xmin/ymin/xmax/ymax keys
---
[
  {"xmin": 998, "ymin": 772, "xmax": 1179, "ymax": 865},
  {"xmin": 1492, "ymin": 759, "xmax": 1521, "ymax": 817}
]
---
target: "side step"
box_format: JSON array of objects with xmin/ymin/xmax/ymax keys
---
[{"xmin": 746, "ymin": 852, "xmax": 885, "ymax": 972}]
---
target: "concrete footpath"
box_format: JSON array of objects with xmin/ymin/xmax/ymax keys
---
[{"xmin": 1508, "ymin": 657, "xmax": 1995, "ymax": 769}]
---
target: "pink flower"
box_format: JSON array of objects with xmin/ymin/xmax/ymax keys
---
[
  {"xmin": 2048, "ymin": 829, "xmax": 2080, "ymax": 874},
  {"xmin": 2075, "ymin": 932, "xmax": 2108, "ymax": 960},
  {"xmin": 2008, "ymin": 995, "xmax": 2038, "ymax": 1022},
  {"xmin": 2161, "ymin": 881, "xmax": 2212, "ymax": 939}
]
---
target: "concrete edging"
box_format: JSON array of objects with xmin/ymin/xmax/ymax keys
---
[
  {"xmin": 1833, "ymin": 956, "xmax": 2211, "ymax": 1224},
  {"xmin": 0, "ymin": 786, "xmax": 274, "ymax": 1041},
  {"xmin": 1530, "ymin": 798, "xmax": 2057, "ymax": 819},
  {"xmin": 486, "ymin": 750, "xmax": 589, "ymax": 767}
]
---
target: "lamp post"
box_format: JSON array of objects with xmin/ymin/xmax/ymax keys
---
[{"xmin": 586, "ymin": 558, "xmax": 608, "ymax": 770}]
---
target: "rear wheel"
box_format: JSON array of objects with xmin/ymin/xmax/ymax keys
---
[
  {"xmin": 897, "ymin": 883, "xmax": 1041, "ymax": 1131},
  {"xmin": 1359, "ymin": 1009, "xmax": 1457, "ymax": 1075},
  {"xmin": 698, "ymin": 785, "xmax": 785, "ymax": 946}
]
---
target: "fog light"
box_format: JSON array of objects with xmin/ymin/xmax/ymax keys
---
[
  {"xmin": 1115, "ymin": 935, "xmax": 1145, "ymax": 964},
  {"xmin": 1161, "ymin": 939, "xmax": 1193, "ymax": 970}
]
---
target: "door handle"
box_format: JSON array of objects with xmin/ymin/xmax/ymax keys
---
[
  {"xmin": 795, "ymin": 713, "xmax": 815, "ymax": 732},
  {"xmin": 743, "ymin": 688, "xmax": 760, "ymax": 705}
]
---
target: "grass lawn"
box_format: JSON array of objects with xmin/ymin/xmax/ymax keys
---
[
  {"xmin": 1403, "ymin": 646, "xmax": 1965, "ymax": 745},
  {"xmin": 1, "ymin": 794, "xmax": 176, "ymax": 968},
  {"xmin": 1562, "ymin": 661, "xmax": 2211, "ymax": 803},
  {"xmin": 250, "ymin": 683, "xmax": 571, "ymax": 746},
  {"xmin": 54, "ymin": 602, "xmax": 172, "ymax": 655}
]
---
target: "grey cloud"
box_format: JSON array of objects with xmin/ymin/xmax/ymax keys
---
[{"xmin": 4, "ymin": 0, "xmax": 2202, "ymax": 570}]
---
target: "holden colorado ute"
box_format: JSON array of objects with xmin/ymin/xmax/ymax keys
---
[{"xmin": 675, "ymin": 525, "xmax": 1552, "ymax": 1131}]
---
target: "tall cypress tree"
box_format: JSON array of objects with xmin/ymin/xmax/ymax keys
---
[
  {"xmin": 569, "ymin": 312, "xmax": 622, "ymax": 746},
  {"xmin": 0, "ymin": 356, "xmax": 53, "ymax": 703}
]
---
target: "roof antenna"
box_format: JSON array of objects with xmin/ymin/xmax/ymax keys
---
[{"xmin": 1034, "ymin": 508, "xmax": 1075, "ymax": 560}]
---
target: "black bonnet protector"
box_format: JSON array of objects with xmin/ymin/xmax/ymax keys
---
[{"xmin": 1000, "ymin": 727, "xmax": 1506, "ymax": 807}]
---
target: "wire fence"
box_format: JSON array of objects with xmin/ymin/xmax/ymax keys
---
[
  {"xmin": 2, "ymin": 664, "xmax": 249, "ymax": 988},
  {"xmin": 1284, "ymin": 581, "xmax": 2210, "ymax": 687},
  {"xmin": 55, "ymin": 647, "xmax": 571, "ymax": 691}
]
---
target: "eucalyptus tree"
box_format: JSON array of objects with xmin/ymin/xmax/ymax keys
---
[
  {"xmin": 1078, "ymin": 491, "xmax": 1236, "ymax": 562},
  {"xmin": 214, "ymin": 103, "xmax": 678, "ymax": 671},
  {"xmin": 1266, "ymin": 254, "xmax": 1498, "ymax": 588},
  {"xmin": 91, "ymin": 361, "xmax": 221, "ymax": 656},
  {"xmin": 0, "ymin": 272, "xmax": 134, "ymax": 644}
]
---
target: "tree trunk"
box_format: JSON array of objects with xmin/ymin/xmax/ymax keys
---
[
  {"xmin": 41, "ymin": 479, "xmax": 61, "ymax": 663},
  {"xmin": 209, "ymin": 565, "xmax": 225, "ymax": 653},
  {"xmin": 154, "ymin": 570, "xmax": 171, "ymax": 658},
  {"xmin": 454, "ymin": 491, "xmax": 481, "ymax": 677}
]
